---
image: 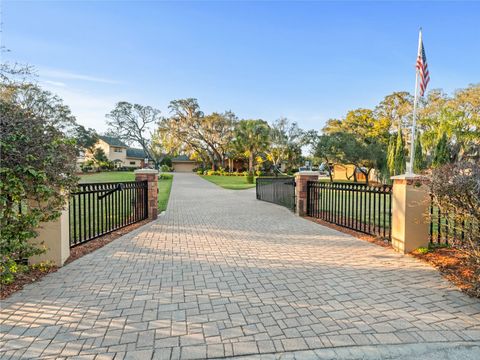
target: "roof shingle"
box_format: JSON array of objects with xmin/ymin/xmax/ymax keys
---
[{"xmin": 98, "ymin": 136, "xmax": 128, "ymax": 147}]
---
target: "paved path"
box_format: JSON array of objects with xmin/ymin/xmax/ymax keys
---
[{"xmin": 1, "ymin": 173, "xmax": 479, "ymax": 359}]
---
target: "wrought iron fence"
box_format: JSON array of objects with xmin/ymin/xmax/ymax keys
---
[
  {"xmin": 307, "ymin": 181, "xmax": 393, "ymax": 240},
  {"xmin": 256, "ymin": 177, "xmax": 296, "ymax": 211},
  {"xmin": 430, "ymin": 197, "xmax": 479, "ymax": 247},
  {"xmin": 69, "ymin": 181, "xmax": 148, "ymax": 247}
]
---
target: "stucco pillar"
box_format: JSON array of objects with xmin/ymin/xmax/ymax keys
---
[
  {"xmin": 295, "ymin": 171, "xmax": 319, "ymax": 216},
  {"xmin": 135, "ymin": 169, "xmax": 159, "ymax": 220},
  {"xmin": 391, "ymin": 174, "xmax": 430, "ymax": 254},
  {"xmin": 29, "ymin": 206, "xmax": 70, "ymax": 267}
]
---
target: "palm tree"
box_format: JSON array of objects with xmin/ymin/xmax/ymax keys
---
[{"xmin": 233, "ymin": 119, "xmax": 270, "ymax": 173}]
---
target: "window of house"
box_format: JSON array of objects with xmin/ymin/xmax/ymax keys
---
[
  {"xmin": 130, "ymin": 161, "xmax": 136, "ymax": 165},
  {"xmin": 113, "ymin": 147, "xmax": 123, "ymax": 153}
]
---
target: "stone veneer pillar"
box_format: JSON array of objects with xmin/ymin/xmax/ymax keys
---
[
  {"xmin": 135, "ymin": 169, "xmax": 159, "ymax": 220},
  {"xmin": 391, "ymin": 174, "xmax": 430, "ymax": 254},
  {"xmin": 295, "ymin": 171, "xmax": 319, "ymax": 216}
]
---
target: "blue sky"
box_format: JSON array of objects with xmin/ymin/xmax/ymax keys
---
[{"xmin": 2, "ymin": 1, "xmax": 479, "ymax": 132}]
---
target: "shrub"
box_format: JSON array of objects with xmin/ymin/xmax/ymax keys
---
[
  {"xmin": 197, "ymin": 170, "xmax": 203, "ymax": 175},
  {"xmin": 246, "ymin": 172, "xmax": 254, "ymax": 184},
  {"xmin": 160, "ymin": 164, "xmax": 171, "ymax": 172},
  {"xmin": 0, "ymin": 85, "xmax": 78, "ymax": 285},
  {"xmin": 429, "ymin": 161, "xmax": 480, "ymax": 295},
  {"xmin": 416, "ymin": 247, "xmax": 430, "ymax": 255},
  {"xmin": 0, "ymin": 255, "xmax": 18, "ymax": 285},
  {"xmin": 160, "ymin": 157, "xmax": 172, "ymax": 167}
]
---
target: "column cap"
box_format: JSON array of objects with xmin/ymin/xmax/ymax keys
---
[
  {"xmin": 391, "ymin": 173, "xmax": 428, "ymax": 181},
  {"xmin": 294, "ymin": 171, "xmax": 319, "ymax": 176},
  {"xmin": 134, "ymin": 169, "xmax": 159, "ymax": 175}
]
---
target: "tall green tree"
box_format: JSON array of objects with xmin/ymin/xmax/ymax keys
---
[
  {"xmin": 106, "ymin": 101, "xmax": 163, "ymax": 168},
  {"xmin": 314, "ymin": 133, "xmax": 345, "ymax": 182},
  {"xmin": 413, "ymin": 132, "xmax": 426, "ymax": 173},
  {"xmin": 375, "ymin": 92, "xmax": 413, "ymax": 131},
  {"xmin": 74, "ymin": 125, "xmax": 98, "ymax": 155},
  {"xmin": 432, "ymin": 133, "xmax": 450, "ymax": 168},
  {"xmin": 267, "ymin": 117, "xmax": 308, "ymax": 172},
  {"xmin": 394, "ymin": 130, "xmax": 406, "ymax": 175},
  {"xmin": 323, "ymin": 109, "xmax": 390, "ymax": 145},
  {"xmin": 386, "ymin": 133, "xmax": 396, "ymax": 176},
  {"xmin": 315, "ymin": 132, "xmax": 384, "ymax": 185},
  {"xmin": 233, "ymin": 119, "xmax": 270, "ymax": 173}
]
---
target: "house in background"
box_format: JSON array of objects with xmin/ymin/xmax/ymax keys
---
[
  {"xmin": 332, "ymin": 164, "xmax": 377, "ymax": 183},
  {"xmin": 171, "ymin": 155, "xmax": 198, "ymax": 172},
  {"xmin": 85, "ymin": 136, "xmax": 149, "ymax": 169},
  {"xmin": 81, "ymin": 135, "xmax": 198, "ymax": 171}
]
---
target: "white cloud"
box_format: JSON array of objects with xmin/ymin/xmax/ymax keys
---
[
  {"xmin": 39, "ymin": 68, "xmax": 120, "ymax": 84},
  {"xmin": 42, "ymin": 80, "xmax": 67, "ymax": 87}
]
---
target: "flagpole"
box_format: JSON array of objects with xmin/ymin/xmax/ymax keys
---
[{"xmin": 408, "ymin": 28, "xmax": 422, "ymax": 175}]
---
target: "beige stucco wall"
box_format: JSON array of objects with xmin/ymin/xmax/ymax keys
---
[
  {"xmin": 84, "ymin": 139, "xmax": 128, "ymax": 165},
  {"xmin": 125, "ymin": 158, "xmax": 142, "ymax": 168},
  {"xmin": 29, "ymin": 207, "xmax": 70, "ymax": 266},
  {"xmin": 391, "ymin": 176, "xmax": 430, "ymax": 254}
]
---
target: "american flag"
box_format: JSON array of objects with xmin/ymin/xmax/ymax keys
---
[{"xmin": 416, "ymin": 37, "xmax": 430, "ymax": 96}]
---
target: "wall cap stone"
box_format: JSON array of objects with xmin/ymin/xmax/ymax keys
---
[
  {"xmin": 391, "ymin": 173, "xmax": 428, "ymax": 181},
  {"xmin": 295, "ymin": 171, "xmax": 319, "ymax": 176},
  {"xmin": 134, "ymin": 169, "xmax": 159, "ymax": 175}
]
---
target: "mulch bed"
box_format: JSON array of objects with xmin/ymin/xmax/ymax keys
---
[
  {"xmin": 305, "ymin": 216, "xmax": 479, "ymax": 299},
  {"xmin": 1, "ymin": 219, "xmax": 151, "ymax": 299},
  {"xmin": 1, "ymin": 266, "xmax": 58, "ymax": 300},
  {"xmin": 411, "ymin": 247, "xmax": 480, "ymax": 298}
]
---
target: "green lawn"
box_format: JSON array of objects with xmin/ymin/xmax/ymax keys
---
[
  {"xmin": 157, "ymin": 175, "xmax": 173, "ymax": 212},
  {"xmin": 79, "ymin": 171, "xmax": 173, "ymax": 212},
  {"xmin": 200, "ymin": 175, "xmax": 256, "ymax": 190}
]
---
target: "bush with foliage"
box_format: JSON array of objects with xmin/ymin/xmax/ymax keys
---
[
  {"xmin": 0, "ymin": 85, "xmax": 78, "ymax": 284},
  {"xmin": 429, "ymin": 161, "xmax": 480, "ymax": 295},
  {"xmin": 160, "ymin": 164, "xmax": 172, "ymax": 172},
  {"xmin": 246, "ymin": 172, "xmax": 255, "ymax": 184}
]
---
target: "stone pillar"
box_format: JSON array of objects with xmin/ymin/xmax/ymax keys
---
[
  {"xmin": 29, "ymin": 206, "xmax": 70, "ymax": 267},
  {"xmin": 135, "ymin": 169, "xmax": 159, "ymax": 220},
  {"xmin": 295, "ymin": 171, "xmax": 319, "ymax": 216},
  {"xmin": 391, "ymin": 174, "xmax": 430, "ymax": 254}
]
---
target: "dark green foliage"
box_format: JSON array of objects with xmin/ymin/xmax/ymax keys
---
[
  {"xmin": 386, "ymin": 133, "xmax": 396, "ymax": 176},
  {"xmin": 0, "ymin": 95, "xmax": 78, "ymax": 284},
  {"xmin": 93, "ymin": 148, "xmax": 108, "ymax": 163},
  {"xmin": 74, "ymin": 125, "xmax": 98, "ymax": 154},
  {"xmin": 160, "ymin": 157, "xmax": 172, "ymax": 167},
  {"xmin": 432, "ymin": 133, "xmax": 451, "ymax": 168},
  {"xmin": 394, "ymin": 130, "xmax": 406, "ymax": 175},
  {"xmin": 413, "ymin": 132, "xmax": 426, "ymax": 173},
  {"xmin": 314, "ymin": 132, "xmax": 385, "ymax": 185}
]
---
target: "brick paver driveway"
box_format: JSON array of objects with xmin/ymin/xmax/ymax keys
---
[{"xmin": 1, "ymin": 173, "xmax": 479, "ymax": 359}]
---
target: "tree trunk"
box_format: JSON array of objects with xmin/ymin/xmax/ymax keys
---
[
  {"xmin": 249, "ymin": 152, "xmax": 254, "ymax": 173},
  {"xmin": 364, "ymin": 168, "xmax": 372, "ymax": 186}
]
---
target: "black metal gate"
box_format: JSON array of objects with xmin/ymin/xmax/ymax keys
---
[
  {"xmin": 69, "ymin": 181, "xmax": 148, "ymax": 247},
  {"xmin": 307, "ymin": 181, "xmax": 392, "ymax": 240},
  {"xmin": 256, "ymin": 177, "xmax": 296, "ymax": 211}
]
